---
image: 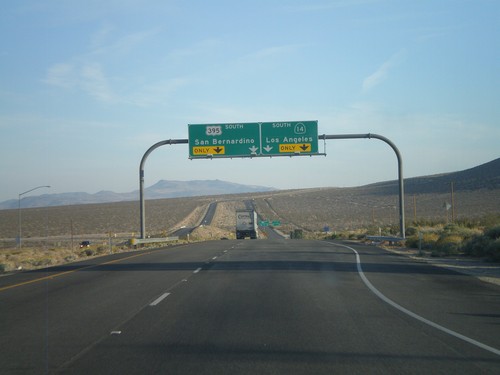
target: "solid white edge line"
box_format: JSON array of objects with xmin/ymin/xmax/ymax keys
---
[
  {"xmin": 149, "ymin": 292, "xmax": 171, "ymax": 307},
  {"xmin": 193, "ymin": 267, "xmax": 202, "ymax": 274},
  {"xmin": 327, "ymin": 241, "xmax": 500, "ymax": 357}
]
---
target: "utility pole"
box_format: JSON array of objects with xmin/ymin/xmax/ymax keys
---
[
  {"xmin": 413, "ymin": 195, "xmax": 417, "ymax": 224},
  {"xmin": 18, "ymin": 185, "xmax": 51, "ymax": 249},
  {"xmin": 451, "ymin": 181, "xmax": 455, "ymax": 223}
]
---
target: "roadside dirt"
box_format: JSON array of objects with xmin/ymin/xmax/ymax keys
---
[{"xmin": 381, "ymin": 245, "xmax": 500, "ymax": 286}]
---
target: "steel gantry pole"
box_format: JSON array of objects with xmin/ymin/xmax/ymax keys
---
[
  {"xmin": 319, "ymin": 133, "xmax": 405, "ymax": 238},
  {"xmin": 139, "ymin": 139, "xmax": 188, "ymax": 239}
]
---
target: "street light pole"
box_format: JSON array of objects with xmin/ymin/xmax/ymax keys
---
[{"xmin": 18, "ymin": 185, "xmax": 51, "ymax": 249}]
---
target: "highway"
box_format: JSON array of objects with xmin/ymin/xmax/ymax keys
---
[
  {"xmin": 170, "ymin": 201, "xmax": 218, "ymax": 237},
  {"xmin": 1, "ymin": 239, "xmax": 500, "ymax": 374}
]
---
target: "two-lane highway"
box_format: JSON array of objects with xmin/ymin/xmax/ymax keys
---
[
  {"xmin": 170, "ymin": 201, "xmax": 218, "ymax": 237},
  {"xmin": 1, "ymin": 240, "xmax": 499, "ymax": 374}
]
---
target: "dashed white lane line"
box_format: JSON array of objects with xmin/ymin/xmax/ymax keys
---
[
  {"xmin": 328, "ymin": 242, "xmax": 500, "ymax": 357},
  {"xmin": 193, "ymin": 267, "xmax": 202, "ymax": 274},
  {"xmin": 149, "ymin": 292, "xmax": 171, "ymax": 307},
  {"xmin": 212, "ymin": 256, "xmax": 218, "ymax": 260}
]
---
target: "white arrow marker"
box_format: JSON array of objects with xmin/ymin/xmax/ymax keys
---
[
  {"xmin": 249, "ymin": 146, "xmax": 258, "ymax": 153},
  {"xmin": 264, "ymin": 145, "xmax": 273, "ymax": 152}
]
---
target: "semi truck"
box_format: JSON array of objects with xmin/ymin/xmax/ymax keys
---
[{"xmin": 235, "ymin": 209, "xmax": 258, "ymax": 239}]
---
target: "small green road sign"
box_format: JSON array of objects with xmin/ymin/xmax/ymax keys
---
[
  {"xmin": 272, "ymin": 220, "xmax": 281, "ymax": 227},
  {"xmin": 189, "ymin": 123, "xmax": 260, "ymax": 158},
  {"xmin": 260, "ymin": 220, "xmax": 270, "ymax": 227},
  {"xmin": 261, "ymin": 121, "xmax": 318, "ymax": 155}
]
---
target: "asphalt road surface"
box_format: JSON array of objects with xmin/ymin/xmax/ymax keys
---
[
  {"xmin": 170, "ymin": 202, "xmax": 218, "ymax": 237},
  {"xmin": 200, "ymin": 201, "xmax": 217, "ymax": 226},
  {"xmin": 1, "ymin": 239, "xmax": 500, "ymax": 374}
]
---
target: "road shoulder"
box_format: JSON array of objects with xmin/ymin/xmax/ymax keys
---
[{"xmin": 379, "ymin": 245, "xmax": 500, "ymax": 286}]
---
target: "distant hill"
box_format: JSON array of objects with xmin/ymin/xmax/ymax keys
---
[
  {"xmin": 2, "ymin": 159, "xmax": 499, "ymax": 210},
  {"xmin": 0, "ymin": 180, "xmax": 276, "ymax": 209},
  {"xmin": 363, "ymin": 158, "xmax": 500, "ymax": 195}
]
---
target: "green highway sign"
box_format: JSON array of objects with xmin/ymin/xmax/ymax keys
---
[
  {"xmin": 259, "ymin": 220, "xmax": 269, "ymax": 227},
  {"xmin": 188, "ymin": 121, "xmax": 319, "ymax": 158},
  {"xmin": 189, "ymin": 122, "xmax": 260, "ymax": 158},
  {"xmin": 272, "ymin": 220, "xmax": 281, "ymax": 227},
  {"xmin": 261, "ymin": 121, "xmax": 318, "ymax": 155}
]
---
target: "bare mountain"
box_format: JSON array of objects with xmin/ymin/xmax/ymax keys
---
[
  {"xmin": 362, "ymin": 158, "xmax": 500, "ymax": 195},
  {"xmin": 2, "ymin": 158, "xmax": 498, "ymax": 210},
  {"xmin": 0, "ymin": 180, "xmax": 276, "ymax": 209}
]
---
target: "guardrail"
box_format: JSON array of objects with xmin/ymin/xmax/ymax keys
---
[
  {"xmin": 366, "ymin": 236, "xmax": 405, "ymax": 243},
  {"xmin": 129, "ymin": 237, "xmax": 179, "ymax": 246}
]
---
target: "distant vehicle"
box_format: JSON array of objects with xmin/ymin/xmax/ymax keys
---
[
  {"xmin": 79, "ymin": 241, "xmax": 91, "ymax": 248},
  {"xmin": 236, "ymin": 209, "xmax": 258, "ymax": 239}
]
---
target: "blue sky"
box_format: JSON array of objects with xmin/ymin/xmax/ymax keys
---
[{"xmin": 1, "ymin": 0, "xmax": 499, "ymax": 202}]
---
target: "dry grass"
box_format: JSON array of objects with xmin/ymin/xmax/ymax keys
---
[
  {"xmin": 188, "ymin": 225, "xmax": 234, "ymax": 241},
  {"xmin": 211, "ymin": 200, "xmax": 246, "ymax": 231},
  {"xmin": 1, "ymin": 185, "xmax": 499, "ymax": 272},
  {"xmin": 0, "ymin": 197, "xmax": 212, "ymax": 272},
  {"xmin": 252, "ymin": 187, "xmax": 500, "ymax": 233}
]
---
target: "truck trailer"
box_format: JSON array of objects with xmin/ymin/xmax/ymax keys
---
[{"xmin": 235, "ymin": 209, "xmax": 258, "ymax": 239}]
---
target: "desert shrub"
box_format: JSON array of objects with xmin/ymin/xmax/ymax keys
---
[
  {"xmin": 462, "ymin": 225, "xmax": 500, "ymax": 262},
  {"xmin": 64, "ymin": 255, "xmax": 78, "ymax": 262},
  {"xmin": 485, "ymin": 225, "xmax": 500, "ymax": 240},
  {"xmin": 96, "ymin": 246, "xmax": 107, "ymax": 254},
  {"xmin": 405, "ymin": 235, "xmax": 419, "ymax": 249},
  {"xmin": 31, "ymin": 258, "xmax": 53, "ymax": 267},
  {"xmin": 421, "ymin": 232, "xmax": 439, "ymax": 249},
  {"xmin": 435, "ymin": 234, "xmax": 463, "ymax": 256},
  {"xmin": 485, "ymin": 239, "xmax": 500, "ymax": 262},
  {"xmin": 479, "ymin": 214, "xmax": 500, "ymax": 228},
  {"xmin": 405, "ymin": 232, "xmax": 439, "ymax": 250},
  {"xmin": 329, "ymin": 233, "xmax": 339, "ymax": 240},
  {"xmin": 442, "ymin": 224, "xmax": 480, "ymax": 239},
  {"xmin": 463, "ymin": 235, "xmax": 490, "ymax": 257},
  {"xmin": 365, "ymin": 226, "xmax": 380, "ymax": 236},
  {"xmin": 412, "ymin": 219, "xmax": 445, "ymax": 227},
  {"xmin": 81, "ymin": 249, "xmax": 96, "ymax": 257},
  {"xmin": 0, "ymin": 263, "xmax": 5, "ymax": 273},
  {"xmin": 406, "ymin": 227, "xmax": 419, "ymax": 237}
]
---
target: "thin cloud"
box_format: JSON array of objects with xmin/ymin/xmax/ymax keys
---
[
  {"xmin": 128, "ymin": 77, "xmax": 191, "ymax": 107},
  {"xmin": 42, "ymin": 27, "xmax": 163, "ymax": 104},
  {"xmin": 89, "ymin": 27, "xmax": 161, "ymax": 56},
  {"xmin": 285, "ymin": 0, "xmax": 381, "ymax": 12},
  {"xmin": 362, "ymin": 49, "xmax": 406, "ymax": 93},
  {"xmin": 80, "ymin": 63, "xmax": 115, "ymax": 102},
  {"xmin": 43, "ymin": 63, "xmax": 76, "ymax": 88},
  {"xmin": 244, "ymin": 45, "xmax": 302, "ymax": 60},
  {"xmin": 167, "ymin": 39, "xmax": 223, "ymax": 61},
  {"xmin": 43, "ymin": 62, "xmax": 116, "ymax": 102}
]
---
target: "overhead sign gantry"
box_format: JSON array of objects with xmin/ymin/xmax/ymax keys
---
[
  {"xmin": 188, "ymin": 121, "xmax": 320, "ymax": 158},
  {"xmin": 139, "ymin": 123, "xmax": 406, "ymax": 241}
]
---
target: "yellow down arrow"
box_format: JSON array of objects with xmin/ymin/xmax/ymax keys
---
[
  {"xmin": 192, "ymin": 146, "xmax": 225, "ymax": 155},
  {"xmin": 278, "ymin": 143, "xmax": 311, "ymax": 153}
]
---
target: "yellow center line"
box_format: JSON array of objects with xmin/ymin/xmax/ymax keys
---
[{"xmin": 0, "ymin": 250, "xmax": 155, "ymax": 293}]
